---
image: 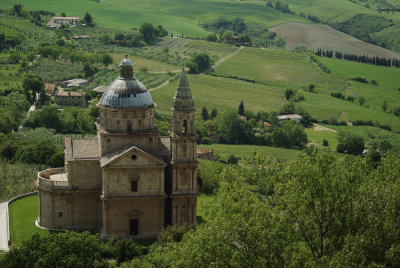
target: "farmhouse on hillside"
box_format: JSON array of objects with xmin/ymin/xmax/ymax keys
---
[
  {"xmin": 36, "ymin": 57, "xmax": 198, "ymax": 238},
  {"xmin": 54, "ymin": 91, "xmax": 86, "ymax": 106},
  {"xmin": 47, "ymin": 16, "xmax": 80, "ymax": 27}
]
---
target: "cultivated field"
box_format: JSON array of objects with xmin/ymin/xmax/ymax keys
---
[{"xmin": 270, "ymin": 22, "xmax": 400, "ymax": 59}]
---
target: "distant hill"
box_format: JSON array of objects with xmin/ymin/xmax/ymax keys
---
[{"xmin": 270, "ymin": 22, "xmax": 400, "ymax": 59}]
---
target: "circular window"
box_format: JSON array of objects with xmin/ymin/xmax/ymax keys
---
[{"xmin": 131, "ymin": 154, "xmax": 137, "ymax": 160}]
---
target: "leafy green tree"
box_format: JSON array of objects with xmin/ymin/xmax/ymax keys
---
[
  {"xmin": 205, "ymin": 33, "xmax": 217, "ymax": 42},
  {"xmin": 22, "ymin": 73, "xmax": 44, "ymax": 103},
  {"xmin": 49, "ymin": 151, "xmax": 64, "ymax": 167},
  {"xmin": 114, "ymin": 33, "xmax": 125, "ymax": 40},
  {"xmin": 36, "ymin": 89, "xmax": 50, "ymax": 108},
  {"xmin": 221, "ymin": 30, "xmax": 234, "ymax": 41},
  {"xmin": 0, "ymin": 232, "xmax": 107, "ymax": 267},
  {"xmin": 358, "ymin": 95, "xmax": 366, "ymax": 105},
  {"xmin": 139, "ymin": 22, "xmax": 156, "ymax": 42},
  {"xmin": 285, "ymin": 88, "xmax": 294, "ymax": 100},
  {"xmin": 218, "ymin": 109, "xmax": 252, "ymax": 144},
  {"xmin": 155, "ymin": 25, "xmax": 168, "ymax": 37},
  {"xmin": 27, "ymin": 52, "xmax": 36, "ymax": 62},
  {"xmin": 187, "ymin": 52, "xmax": 212, "ymax": 74},
  {"xmin": 13, "ymin": 4, "xmax": 23, "ymax": 17},
  {"xmin": 337, "ymin": 131, "xmax": 365, "ymax": 155},
  {"xmin": 24, "ymin": 106, "xmax": 62, "ymax": 132},
  {"xmin": 102, "ymin": 54, "xmax": 113, "ymax": 68},
  {"xmin": 83, "ymin": 62, "xmax": 97, "ymax": 77}
]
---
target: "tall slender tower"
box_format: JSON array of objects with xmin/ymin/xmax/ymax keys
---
[{"xmin": 169, "ymin": 69, "xmax": 198, "ymax": 226}]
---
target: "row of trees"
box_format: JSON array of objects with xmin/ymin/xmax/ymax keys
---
[
  {"xmin": 100, "ymin": 22, "xmax": 168, "ymax": 47},
  {"xmin": 316, "ymin": 48, "xmax": 400, "ymax": 68}
]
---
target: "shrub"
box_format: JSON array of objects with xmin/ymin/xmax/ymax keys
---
[
  {"xmin": 227, "ymin": 154, "xmax": 241, "ymax": 164},
  {"xmin": 322, "ymin": 139, "xmax": 329, "ymax": 147},
  {"xmin": 331, "ymin": 92, "xmax": 345, "ymax": 99},
  {"xmin": 336, "ymin": 131, "xmax": 365, "ymax": 155},
  {"xmin": 351, "ymin": 77, "xmax": 368, "ymax": 83},
  {"xmin": 358, "ymin": 95, "xmax": 366, "ymax": 105},
  {"xmin": 380, "ymin": 124, "xmax": 391, "ymax": 131},
  {"xmin": 158, "ymin": 224, "xmax": 195, "ymax": 243},
  {"xmin": 371, "ymin": 79, "xmax": 378, "ymax": 85}
]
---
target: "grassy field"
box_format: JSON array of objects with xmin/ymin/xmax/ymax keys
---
[
  {"xmin": 152, "ymin": 73, "xmax": 284, "ymax": 115},
  {"xmin": 330, "ymin": 125, "xmax": 400, "ymax": 151},
  {"xmin": 319, "ymin": 57, "xmax": 400, "ymax": 112},
  {"xmin": 0, "ymin": 0, "xmax": 306, "ymax": 37},
  {"xmin": 9, "ymin": 194, "xmax": 50, "ymax": 247},
  {"xmin": 211, "ymin": 47, "xmax": 400, "ymax": 132},
  {"xmin": 285, "ymin": 0, "xmax": 400, "ymax": 22},
  {"xmin": 110, "ymin": 53, "xmax": 179, "ymax": 72},
  {"xmin": 198, "ymin": 144, "xmax": 300, "ymax": 162},
  {"xmin": 306, "ymin": 127, "xmax": 338, "ymax": 150}
]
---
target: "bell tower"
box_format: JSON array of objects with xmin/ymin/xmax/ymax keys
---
[{"xmin": 169, "ymin": 69, "xmax": 198, "ymax": 226}]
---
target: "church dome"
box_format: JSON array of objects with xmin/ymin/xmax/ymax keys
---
[{"xmin": 99, "ymin": 56, "xmax": 153, "ymax": 109}]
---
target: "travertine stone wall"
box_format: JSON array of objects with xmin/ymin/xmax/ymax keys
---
[
  {"xmin": 98, "ymin": 133, "xmax": 159, "ymax": 156},
  {"xmin": 172, "ymin": 110, "xmax": 195, "ymax": 136},
  {"xmin": 171, "ymin": 137, "xmax": 196, "ymax": 162},
  {"xmin": 171, "ymin": 164, "xmax": 197, "ymax": 194},
  {"xmin": 67, "ymin": 160, "xmax": 102, "ymax": 189},
  {"xmin": 98, "ymin": 105, "xmax": 155, "ymax": 133},
  {"xmin": 171, "ymin": 196, "xmax": 197, "ymax": 226},
  {"xmin": 39, "ymin": 191, "xmax": 100, "ymax": 230},
  {"xmin": 103, "ymin": 167, "xmax": 164, "ymax": 197},
  {"xmin": 102, "ymin": 197, "xmax": 164, "ymax": 237}
]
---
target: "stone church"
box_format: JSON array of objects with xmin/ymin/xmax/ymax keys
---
[{"xmin": 36, "ymin": 57, "xmax": 198, "ymax": 238}]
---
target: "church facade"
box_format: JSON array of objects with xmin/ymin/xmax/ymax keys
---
[{"xmin": 36, "ymin": 57, "xmax": 198, "ymax": 238}]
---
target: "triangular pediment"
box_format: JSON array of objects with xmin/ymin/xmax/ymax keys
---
[
  {"xmin": 126, "ymin": 208, "xmax": 142, "ymax": 215},
  {"xmin": 100, "ymin": 145, "xmax": 166, "ymax": 168}
]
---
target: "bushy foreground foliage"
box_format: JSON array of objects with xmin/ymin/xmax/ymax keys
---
[
  {"xmin": 127, "ymin": 150, "xmax": 400, "ymax": 267},
  {"xmin": 1, "ymin": 150, "xmax": 400, "ymax": 267}
]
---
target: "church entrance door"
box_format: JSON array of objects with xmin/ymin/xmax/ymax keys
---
[{"xmin": 130, "ymin": 219, "xmax": 138, "ymax": 236}]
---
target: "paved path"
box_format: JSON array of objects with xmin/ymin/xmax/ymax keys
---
[{"xmin": 0, "ymin": 202, "xmax": 9, "ymax": 251}]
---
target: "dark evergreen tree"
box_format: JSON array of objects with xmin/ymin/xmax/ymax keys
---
[
  {"xmin": 201, "ymin": 106, "xmax": 209, "ymax": 121},
  {"xmin": 84, "ymin": 12, "xmax": 93, "ymax": 25},
  {"xmin": 238, "ymin": 101, "xmax": 244, "ymax": 116}
]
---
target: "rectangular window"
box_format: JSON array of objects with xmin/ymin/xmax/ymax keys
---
[
  {"xmin": 131, "ymin": 180, "xmax": 138, "ymax": 192},
  {"xmin": 59, "ymin": 212, "xmax": 62, "ymax": 217}
]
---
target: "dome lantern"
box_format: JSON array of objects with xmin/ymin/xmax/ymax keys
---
[{"xmin": 120, "ymin": 54, "xmax": 133, "ymax": 79}]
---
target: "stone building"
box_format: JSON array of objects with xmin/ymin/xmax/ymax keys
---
[
  {"xmin": 54, "ymin": 91, "xmax": 86, "ymax": 106},
  {"xmin": 48, "ymin": 17, "xmax": 81, "ymax": 27},
  {"xmin": 36, "ymin": 57, "xmax": 198, "ymax": 238}
]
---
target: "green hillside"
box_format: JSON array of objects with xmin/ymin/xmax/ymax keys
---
[
  {"xmin": 152, "ymin": 45, "xmax": 400, "ymax": 135},
  {"xmin": 0, "ymin": 0, "xmax": 306, "ymax": 37}
]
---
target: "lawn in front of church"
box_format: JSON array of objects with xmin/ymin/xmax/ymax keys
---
[{"xmin": 9, "ymin": 194, "xmax": 50, "ymax": 247}]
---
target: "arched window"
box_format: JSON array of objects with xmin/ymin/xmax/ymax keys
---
[{"xmin": 182, "ymin": 120, "xmax": 187, "ymax": 135}]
